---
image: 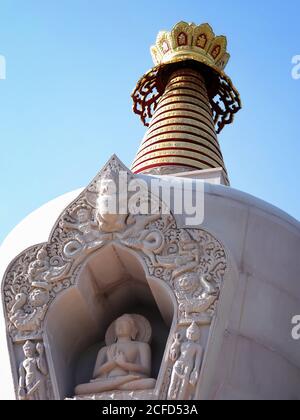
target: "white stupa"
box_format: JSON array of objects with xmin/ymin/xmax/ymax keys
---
[{"xmin": 1, "ymin": 22, "xmax": 300, "ymax": 400}]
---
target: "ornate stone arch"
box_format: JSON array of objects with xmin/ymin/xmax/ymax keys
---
[{"xmin": 2, "ymin": 156, "xmax": 227, "ymax": 400}]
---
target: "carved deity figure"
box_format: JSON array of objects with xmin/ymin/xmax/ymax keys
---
[
  {"xmin": 172, "ymin": 230, "xmax": 203, "ymax": 278},
  {"xmin": 75, "ymin": 314, "xmax": 156, "ymax": 396},
  {"xmin": 28, "ymin": 246, "xmax": 68, "ymax": 284},
  {"xmin": 28, "ymin": 247, "xmax": 50, "ymax": 281},
  {"xmin": 196, "ymin": 34, "xmax": 207, "ymax": 49},
  {"xmin": 18, "ymin": 341, "xmax": 48, "ymax": 400},
  {"xmin": 62, "ymin": 207, "xmax": 108, "ymax": 258},
  {"xmin": 168, "ymin": 322, "xmax": 203, "ymax": 400},
  {"xmin": 211, "ymin": 45, "xmax": 221, "ymax": 59},
  {"xmin": 96, "ymin": 170, "xmax": 128, "ymax": 233},
  {"xmin": 177, "ymin": 32, "xmax": 187, "ymax": 46}
]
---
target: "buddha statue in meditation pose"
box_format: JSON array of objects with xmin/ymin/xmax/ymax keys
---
[{"xmin": 75, "ymin": 314, "xmax": 156, "ymax": 395}]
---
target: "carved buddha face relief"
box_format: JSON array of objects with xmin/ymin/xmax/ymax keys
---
[{"xmin": 115, "ymin": 315, "xmax": 138, "ymax": 340}]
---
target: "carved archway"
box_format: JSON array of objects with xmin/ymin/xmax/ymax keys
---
[
  {"xmin": 2, "ymin": 156, "xmax": 227, "ymax": 400},
  {"xmin": 43, "ymin": 243, "xmax": 176, "ymax": 399}
]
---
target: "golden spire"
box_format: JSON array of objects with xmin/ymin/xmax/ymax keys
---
[{"xmin": 131, "ymin": 21, "xmax": 241, "ymax": 180}]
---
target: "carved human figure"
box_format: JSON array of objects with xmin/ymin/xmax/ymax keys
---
[
  {"xmin": 18, "ymin": 341, "xmax": 48, "ymax": 400},
  {"xmin": 172, "ymin": 230, "xmax": 203, "ymax": 278},
  {"xmin": 168, "ymin": 322, "xmax": 203, "ymax": 400},
  {"xmin": 75, "ymin": 314, "xmax": 156, "ymax": 395},
  {"xmin": 28, "ymin": 247, "xmax": 49, "ymax": 281},
  {"xmin": 64, "ymin": 208, "xmax": 106, "ymax": 246},
  {"xmin": 62, "ymin": 207, "xmax": 110, "ymax": 258}
]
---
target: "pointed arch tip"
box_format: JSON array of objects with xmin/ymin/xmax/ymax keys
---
[{"xmin": 102, "ymin": 155, "xmax": 132, "ymax": 174}]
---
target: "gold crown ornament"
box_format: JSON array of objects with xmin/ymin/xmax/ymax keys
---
[
  {"xmin": 132, "ymin": 21, "xmax": 241, "ymax": 134},
  {"xmin": 151, "ymin": 21, "xmax": 230, "ymax": 73}
]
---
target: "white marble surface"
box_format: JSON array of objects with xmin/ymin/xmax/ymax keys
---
[{"xmin": 1, "ymin": 176, "xmax": 300, "ymax": 400}]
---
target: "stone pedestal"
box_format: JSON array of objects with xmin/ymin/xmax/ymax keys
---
[{"xmin": 68, "ymin": 390, "xmax": 156, "ymax": 400}]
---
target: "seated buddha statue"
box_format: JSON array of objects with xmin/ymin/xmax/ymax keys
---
[{"xmin": 75, "ymin": 314, "xmax": 156, "ymax": 395}]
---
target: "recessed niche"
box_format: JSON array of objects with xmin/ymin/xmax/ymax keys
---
[{"xmin": 44, "ymin": 244, "xmax": 175, "ymax": 399}]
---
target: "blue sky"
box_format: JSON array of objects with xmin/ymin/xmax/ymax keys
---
[{"xmin": 0, "ymin": 0, "xmax": 299, "ymax": 243}]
